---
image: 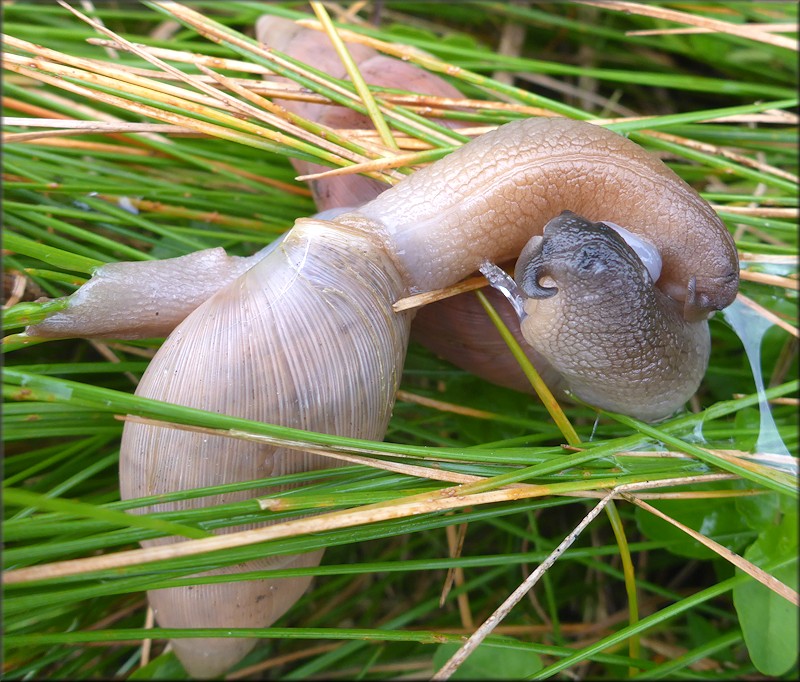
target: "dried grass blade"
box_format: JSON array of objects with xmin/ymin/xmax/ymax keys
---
[
  {"xmin": 3, "ymin": 119, "xmax": 196, "ymax": 143},
  {"xmin": 295, "ymin": 147, "xmax": 448, "ymax": 181},
  {"xmin": 0, "ymin": 484, "xmax": 557, "ymax": 585},
  {"xmin": 3, "ymin": 117, "xmax": 190, "ymax": 133},
  {"xmin": 738, "ymin": 270, "xmax": 799, "ymax": 291},
  {"xmin": 53, "ymin": 3, "xmax": 379, "ymax": 175},
  {"xmin": 578, "ymin": 0, "xmax": 799, "ymax": 51},
  {"xmin": 646, "ymin": 129, "xmax": 799, "ymax": 184},
  {"xmin": 628, "ymin": 22, "xmax": 799, "ymax": 37},
  {"xmin": 310, "ymin": 1, "xmax": 398, "ymax": 151},
  {"xmin": 713, "ymin": 207, "xmax": 798, "ymax": 218},
  {"xmin": 1, "ymin": 57, "xmax": 284, "ymax": 155},
  {"xmin": 195, "ymin": 63, "xmax": 395, "ymax": 176},
  {"xmin": 393, "ymin": 275, "xmax": 488, "ymax": 312},
  {"xmin": 85, "ymin": 38, "xmax": 274, "ymax": 74},
  {"xmin": 624, "ymin": 495, "xmax": 799, "ymax": 606},
  {"xmin": 432, "ymin": 490, "xmax": 619, "ymax": 680},
  {"xmin": 3, "ymin": 35, "xmax": 227, "ymax": 110}
]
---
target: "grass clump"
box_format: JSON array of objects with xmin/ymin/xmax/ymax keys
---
[{"xmin": 3, "ymin": 2, "xmax": 797, "ymax": 679}]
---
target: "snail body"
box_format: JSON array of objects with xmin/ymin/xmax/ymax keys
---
[{"xmin": 353, "ymin": 117, "xmax": 737, "ymax": 314}]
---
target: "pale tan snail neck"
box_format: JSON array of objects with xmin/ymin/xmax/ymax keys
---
[{"xmin": 330, "ymin": 211, "xmax": 419, "ymax": 292}]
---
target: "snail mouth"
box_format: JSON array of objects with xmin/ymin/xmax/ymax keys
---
[
  {"xmin": 520, "ymin": 259, "xmax": 558, "ymax": 299},
  {"xmin": 516, "ymin": 211, "xmax": 625, "ymax": 300},
  {"xmin": 515, "ymin": 237, "xmax": 558, "ymax": 299}
]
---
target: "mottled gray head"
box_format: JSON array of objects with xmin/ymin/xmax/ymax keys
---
[{"xmin": 514, "ymin": 211, "xmax": 654, "ymax": 301}]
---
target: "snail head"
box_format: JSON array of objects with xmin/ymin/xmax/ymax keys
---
[{"xmin": 514, "ymin": 211, "xmax": 657, "ymax": 306}]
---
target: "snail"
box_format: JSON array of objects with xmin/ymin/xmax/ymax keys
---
[
  {"xmin": 22, "ymin": 22, "xmax": 739, "ymax": 680},
  {"xmin": 480, "ymin": 211, "xmax": 711, "ymax": 421}
]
